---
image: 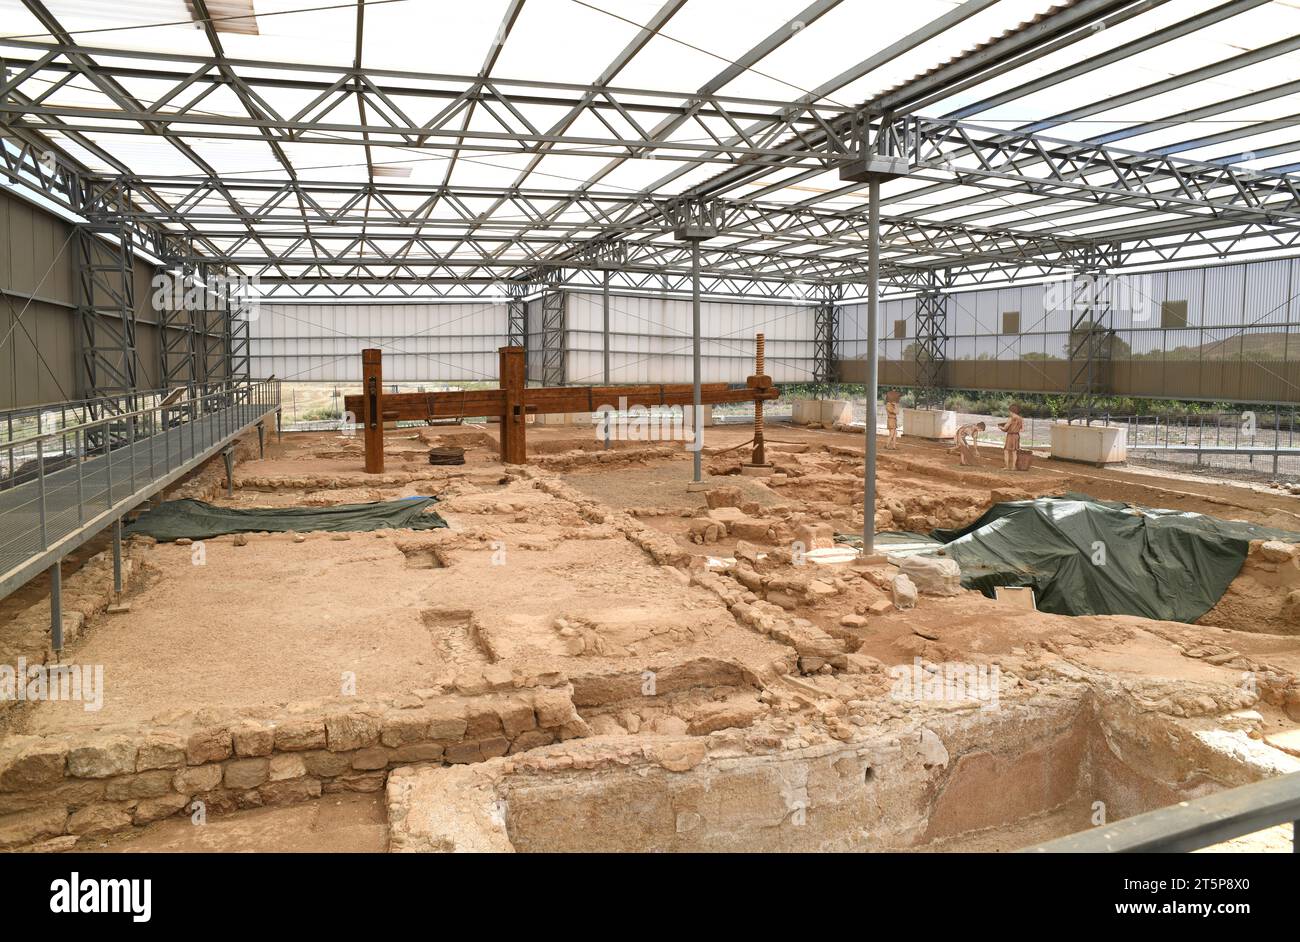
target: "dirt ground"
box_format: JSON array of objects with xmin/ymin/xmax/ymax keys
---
[{"xmin": 5, "ymin": 416, "xmax": 1300, "ymax": 852}]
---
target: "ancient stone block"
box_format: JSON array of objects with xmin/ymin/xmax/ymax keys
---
[
  {"xmin": 68, "ymin": 738, "xmax": 137, "ymax": 779},
  {"xmin": 259, "ymin": 777, "xmax": 322, "ymax": 805},
  {"xmin": 268, "ymin": 754, "xmax": 307, "ymax": 782},
  {"xmin": 352, "ymin": 747, "xmax": 390, "ymax": 771},
  {"xmin": 532, "ymin": 689, "xmax": 579, "ymax": 728},
  {"xmin": 186, "ymin": 727, "xmax": 232, "ymax": 765},
  {"xmin": 443, "ymin": 741, "xmax": 483, "ymax": 764},
  {"xmin": 0, "ymin": 807, "xmax": 67, "ymax": 849},
  {"xmin": 174, "ymin": 763, "xmax": 223, "ymax": 794},
  {"xmin": 223, "ymin": 758, "xmax": 270, "ymax": 790},
  {"xmin": 464, "ymin": 705, "xmax": 504, "ymax": 740},
  {"xmin": 136, "ymin": 734, "xmax": 186, "ymax": 772},
  {"xmin": 424, "ymin": 701, "xmax": 468, "ymax": 741},
  {"xmin": 133, "ymin": 793, "xmax": 189, "ymax": 825},
  {"xmin": 0, "ymin": 740, "xmax": 67, "ymax": 790},
  {"xmin": 892, "ymin": 574, "xmax": 918, "ymax": 610},
  {"xmin": 105, "ymin": 770, "xmax": 174, "ymax": 801},
  {"xmin": 380, "ymin": 713, "xmax": 430, "ymax": 747},
  {"xmin": 496, "ymin": 697, "xmax": 537, "ymax": 738},
  {"xmin": 301, "ymin": 750, "xmax": 353, "ymax": 778},
  {"xmin": 231, "ymin": 722, "xmax": 275, "ymax": 757},
  {"xmin": 274, "ymin": 718, "xmax": 326, "ymax": 752},
  {"xmin": 325, "ymin": 713, "xmax": 381, "ymax": 752},
  {"xmin": 67, "ymin": 802, "xmax": 132, "ymax": 837},
  {"xmin": 508, "ymin": 729, "xmax": 555, "ymax": 754},
  {"xmin": 391, "ymin": 743, "xmax": 444, "ymax": 763}
]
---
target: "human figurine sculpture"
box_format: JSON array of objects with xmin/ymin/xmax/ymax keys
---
[
  {"xmin": 998, "ymin": 404, "xmax": 1024, "ymax": 471},
  {"xmin": 884, "ymin": 389, "xmax": 901, "ymax": 450},
  {"xmin": 951, "ymin": 421, "xmax": 985, "ymax": 466}
]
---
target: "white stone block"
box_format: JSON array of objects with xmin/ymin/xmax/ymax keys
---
[
  {"xmin": 819, "ymin": 399, "xmax": 853, "ymax": 426},
  {"xmin": 791, "ymin": 400, "xmax": 817, "ymax": 424},
  {"xmin": 901, "ymin": 408, "xmax": 957, "ymax": 439},
  {"xmin": 1049, "ymin": 422, "xmax": 1126, "ymax": 465},
  {"xmin": 682, "ymin": 404, "xmax": 714, "ymax": 428}
]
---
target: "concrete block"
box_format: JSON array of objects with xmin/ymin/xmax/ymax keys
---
[
  {"xmin": 1049, "ymin": 422, "xmax": 1126, "ymax": 465},
  {"xmin": 682, "ymin": 405, "xmax": 714, "ymax": 429},
  {"xmin": 902, "ymin": 408, "xmax": 957, "ymax": 440},
  {"xmin": 791, "ymin": 400, "xmax": 819, "ymax": 425},
  {"xmin": 819, "ymin": 400, "xmax": 853, "ymax": 426}
]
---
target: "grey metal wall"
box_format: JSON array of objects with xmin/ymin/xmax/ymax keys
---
[
  {"xmin": 0, "ymin": 188, "xmax": 164, "ymax": 410},
  {"xmin": 838, "ymin": 257, "xmax": 1300, "ymax": 404}
]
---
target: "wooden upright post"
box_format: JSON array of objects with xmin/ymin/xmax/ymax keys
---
[
  {"xmin": 362, "ymin": 347, "xmax": 384, "ymax": 474},
  {"xmin": 499, "ymin": 346, "xmax": 526, "ymax": 464}
]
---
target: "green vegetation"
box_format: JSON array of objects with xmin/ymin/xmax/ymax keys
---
[{"xmin": 779, "ymin": 383, "xmax": 1296, "ymax": 423}]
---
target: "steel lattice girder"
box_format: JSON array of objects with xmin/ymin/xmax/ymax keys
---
[
  {"xmin": 914, "ymin": 286, "xmax": 949, "ymax": 405},
  {"xmin": 539, "ymin": 283, "xmax": 566, "ymax": 387},
  {"xmin": 812, "ymin": 285, "xmax": 841, "ymax": 384},
  {"xmin": 75, "ymin": 224, "xmax": 137, "ymax": 406},
  {"xmin": 506, "ymin": 281, "xmax": 529, "ymax": 349},
  {"xmin": 3, "ymin": 42, "xmax": 1300, "ymax": 227},
  {"xmin": 1065, "ymin": 269, "xmax": 1116, "ymax": 420},
  {"xmin": 3, "ymin": 1, "xmax": 1300, "ymax": 304}
]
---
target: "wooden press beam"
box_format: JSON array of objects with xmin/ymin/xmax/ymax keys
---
[
  {"xmin": 347, "ymin": 346, "xmax": 778, "ymax": 469},
  {"xmin": 362, "ymin": 348, "xmax": 384, "ymax": 474}
]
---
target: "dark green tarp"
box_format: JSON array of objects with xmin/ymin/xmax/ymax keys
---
[
  {"xmin": 929, "ymin": 493, "xmax": 1300, "ymax": 622},
  {"xmin": 124, "ymin": 497, "xmax": 447, "ymax": 542}
]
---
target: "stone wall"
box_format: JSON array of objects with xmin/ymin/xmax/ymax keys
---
[{"xmin": 0, "ymin": 678, "xmax": 588, "ymax": 850}]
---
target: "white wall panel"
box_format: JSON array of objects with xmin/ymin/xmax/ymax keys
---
[
  {"xmin": 566, "ymin": 292, "xmax": 817, "ymax": 384},
  {"xmin": 250, "ymin": 302, "xmax": 506, "ymax": 383}
]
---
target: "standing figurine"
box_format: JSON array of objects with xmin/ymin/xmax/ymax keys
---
[
  {"xmin": 884, "ymin": 389, "xmax": 901, "ymax": 450},
  {"xmin": 999, "ymin": 404, "xmax": 1024, "ymax": 471}
]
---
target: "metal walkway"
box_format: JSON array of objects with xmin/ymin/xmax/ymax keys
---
[{"xmin": 0, "ymin": 382, "xmax": 281, "ymax": 621}]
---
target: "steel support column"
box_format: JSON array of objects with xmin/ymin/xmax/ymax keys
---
[
  {"xmin": 863, "ymin": 180, "xmax": 881, "ymax": 556},
  {"xmin": 1065, "ymin": 267, "xmax": 1114, "ymax": 423},
  {"xmin": 914, "ymin": 277, "xmax": 949, "ymax": 408},
  {"xmin": 74, "ymin": 223, "xmax": 138, "ymax": 409},
  {"xmin": 602, "ymin": 269, "xmax": 611, "ymax": 385},
  {"xmin": 813, "ymin": 284, "xmax": 841, "ymax": 384},
  {"xmin": 666, "ymin": 199, "xmax": 720, "ymax": 484},
  {"xmin": 691, "ymin": 240, "xmax": 702, "ymax": 482},
  {"xmin": 506, "ymin": 280, "xmax": 528, "ymax": 351},
  {"xmin": 159, "ymin": 260, "xmax": 198, "ymax": 394},
  {"xmin": 539, "ymin": 279, "xmax": 566, "ymax": 388}
]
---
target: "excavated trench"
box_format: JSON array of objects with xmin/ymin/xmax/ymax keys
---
[{"xmin": 387, "ymin": 690, "xmax": 1274, "ymax": 853}]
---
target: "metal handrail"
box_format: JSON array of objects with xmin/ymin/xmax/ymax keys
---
[
  {"xmin": 1025, "ymin": 771, "xmax": 1300, "ymax": 853},
  {"xmin": 0, "ymin": 378, "xmax": 282, "ymax": 627},
  {"xmin": 4, "ymin": 383, "xmax": 254, "ymax": 449}
]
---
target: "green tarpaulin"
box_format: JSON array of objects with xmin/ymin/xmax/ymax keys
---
[
  {"xmin": 124, "ymin": 497, "xmax": 447, "ymax": 542},
  {"xmin": 929, "ymin": 493, "xmax": 1300, "ymax": 622}
]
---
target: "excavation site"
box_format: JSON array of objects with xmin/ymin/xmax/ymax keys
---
[
  {"xmin": 4, "ymin": 413, "xmax": 1299, "ymax": 855},
  {"xmin": 4, "ymin": 3, "xmax": 1300, "ymax": 905}
]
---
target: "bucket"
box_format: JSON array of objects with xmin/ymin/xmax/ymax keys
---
[{"xmin": 1015, "ymin": 451, "xmax": 1034, "ymax": 471}]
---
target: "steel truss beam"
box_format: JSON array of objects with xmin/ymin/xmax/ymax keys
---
[{"xmin": 3, "ymin": 43, "xmax": 1298, "ymax": 227}]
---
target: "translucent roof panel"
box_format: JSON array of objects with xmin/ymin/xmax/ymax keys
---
[{"xmin": 0, "ymin": 0, "xmax": 1297, "ymax": 295}]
